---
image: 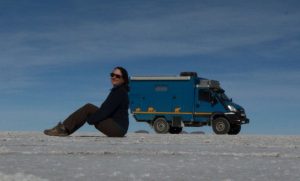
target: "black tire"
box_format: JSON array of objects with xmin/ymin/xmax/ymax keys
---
[
  {"xmin": 153, "ymin": 117, "xmax": 170, "ymax": 134},
  {"xmin": 212, "ymin": 117, "xmax": 230, "ymax": 134},
  {"xmin": 228, "ymin": 124, "xmax": 241, "ymax": 135},
  {"xmin": 169, "ymin": 126, "xmax": 183, "ymax": 134}
]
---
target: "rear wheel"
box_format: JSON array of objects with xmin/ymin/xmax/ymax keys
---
[
  {"xmin": 153, "ymin": 117, "xmax": 169, "ymax": 134},
  {"xmin": 169, "ymin": 126, "xmax": 182, "ymax": 134},
  {"xmin": 228, "ymin": 124, "xmax": 241, "ymax": 135},
  {"xmin": 212, "ymin": 117, "xmax": 230, "ymax": 134}
]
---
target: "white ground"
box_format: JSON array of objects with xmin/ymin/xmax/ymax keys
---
[{"xmin": 0, "ymin": 132, "xmax": 299, "ymax": 181}]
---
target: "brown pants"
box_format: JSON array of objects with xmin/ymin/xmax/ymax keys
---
[{"xmin": 62, "ymin": 103, "xmax": 126, "ymax": 137}]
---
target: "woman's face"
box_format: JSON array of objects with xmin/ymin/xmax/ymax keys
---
[{"xmin": 110, "ymin": 68, "xmax": 125, "ymax": 86}]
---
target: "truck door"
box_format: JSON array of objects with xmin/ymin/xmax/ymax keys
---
[{"xmin": 194, "ymin": 89, "xmax": 214, "ymax": 121}]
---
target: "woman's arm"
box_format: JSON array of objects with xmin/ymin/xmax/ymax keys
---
[{"xmin": 86, "ymin": 88, "xmax": 126, "ymax": 125}]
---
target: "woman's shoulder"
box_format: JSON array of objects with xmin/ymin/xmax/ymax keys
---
[{"xmin": 112, "ymin": 85, "xmax": 129, "ymax": 94}]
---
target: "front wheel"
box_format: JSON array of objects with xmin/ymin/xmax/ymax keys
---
[
  {"xmin": 228, "ymin": 124, "xmax": 241, "ymax": 135},
  {"xmin": 212, "ymin": 117, "xmax": 230, "ymax": 134},
  {"xmin": 153, "ymin": 117, "xmax": 170, "ymax": 134}
]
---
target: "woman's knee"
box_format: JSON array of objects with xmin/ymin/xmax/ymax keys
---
[{"xmin": 83, "ymin": 103, "xmax": 98, "ymax": 110}]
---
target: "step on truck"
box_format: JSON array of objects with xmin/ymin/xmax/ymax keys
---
[{"xmin": 129, "ymin": 72, "xmax": 249, "ymax": 135}]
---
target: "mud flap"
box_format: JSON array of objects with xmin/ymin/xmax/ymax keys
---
[{"xmin": 172, "ymin": 116, "xmax": 182, "ymax": 127}]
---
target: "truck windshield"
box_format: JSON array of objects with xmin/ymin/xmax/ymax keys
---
[{"xmin": 213, "ymin": 89, "xmax": 231, "ymax": 102}]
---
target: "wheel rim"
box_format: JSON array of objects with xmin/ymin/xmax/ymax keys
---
[
  {"xmin": 216, "ymin": 122, "xmax": 225, "ymax": 132},
  {"xmin": 154, "ymin": 118, "xmax": 169, "ymax": 133},
  {"xmin": 157, "ymin": 121, "xmax": 167, "ymax": 132}
]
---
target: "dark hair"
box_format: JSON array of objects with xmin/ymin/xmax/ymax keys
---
[{"xmin": 114, "ymin": 66, "xmax": 129, "ymax": 92}]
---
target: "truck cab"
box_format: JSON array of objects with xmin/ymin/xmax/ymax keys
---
[
  {"xmin": 129, "ymin": 72, "xmax": 249, "ymax": 135},
  {"xmin": 195, "ymin": 78, "xmax": 249, "ymax": 134}
]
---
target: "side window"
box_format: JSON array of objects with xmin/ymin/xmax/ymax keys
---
[{"xmin": 199, "ymin": 90, "xmax": 211, "ymax": 102}]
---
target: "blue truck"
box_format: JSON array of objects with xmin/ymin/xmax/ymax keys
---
[{"xmin": 129, "ymin": 72, "xmax": 249, "ymax": 135}]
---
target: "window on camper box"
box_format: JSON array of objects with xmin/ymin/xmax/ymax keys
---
[
  {"xmin": 155, "ymin": 85, "xmax": 168, "ymax": 92},
  {"xmin": 199, "ymin": 90, "xmax": 211, "ymax": 102}
]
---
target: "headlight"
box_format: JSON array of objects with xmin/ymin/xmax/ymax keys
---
[{"xmin": 228, "ymin": 105, "xmax": 237, "ymax": 112}]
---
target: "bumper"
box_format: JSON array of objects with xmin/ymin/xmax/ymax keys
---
[{"xmin": 225, "ymin": 112, "xmax": 250, "ymax": 125}]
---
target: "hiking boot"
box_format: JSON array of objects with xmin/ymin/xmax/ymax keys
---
[{"xmin": 44, "ymin": 122, "xmax": 69, "ymax": 136}]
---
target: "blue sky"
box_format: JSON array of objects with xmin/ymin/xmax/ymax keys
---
[{"xmin": 0, "ymin": 0, "xmax": 299, "ymax": 135}]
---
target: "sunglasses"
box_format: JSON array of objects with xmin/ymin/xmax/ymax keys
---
[{"xmin": 110, "ymin": 73, "xmax": 122, "ymax": 79}]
